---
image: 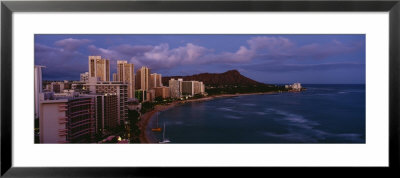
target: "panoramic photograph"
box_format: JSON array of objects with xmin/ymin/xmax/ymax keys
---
[{"xmin": 34, "ymin": 34, "xmax": 365, "ymax": 144}]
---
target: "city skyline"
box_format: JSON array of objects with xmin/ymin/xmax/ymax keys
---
[
  {"xmin": 35, "ymin": 34, "xmax": 365, "ymax": 84},
  {"xmin": 35, "ymin": 54, "xmax": 207, "ymax": 143}
]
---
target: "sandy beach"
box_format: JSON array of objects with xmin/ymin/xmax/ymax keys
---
[
  {"xmin": 138, "ymin": 91, "xmax": 280, "ymax": 143},
  {"xmin": 138, "ymin": 101, "xmax": 180, "ymax": 143}
]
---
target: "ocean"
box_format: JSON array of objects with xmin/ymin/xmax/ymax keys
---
[{"xmin": 147, "ymin": 84, "xmax": 365, "ymax": 143}]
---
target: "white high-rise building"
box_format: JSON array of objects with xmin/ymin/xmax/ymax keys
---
[
  {"xmin": 200, "ymin": 82, "xmax": 205, "ymax": 94},
  {"xmin": 34, "ymin": 65, "xmax": 45, "ymax": 119},
  {"xmin": 88, "ymin": 56, "xmax": 110, "ymax": 81},
  {"xmin": 39, "ymin": 96, "xmax": 96, "ymax": 143},
  {"xmin": 169, "ymin": 78, "xmax": 183, "ymax": 98}
]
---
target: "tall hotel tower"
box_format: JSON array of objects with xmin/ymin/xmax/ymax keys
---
[
  {"xmin": 117, "ymin": 60, "xmax": 135, "ymax": 98},
  {"xmin": 149, "ymin": 73, "xmax": 162, "ymax": 89},
  {"xmin": 40, "ymin": 96, "xmax": 96, "ymax": 143},
  {"xmin": 88, "ymin": 56, "xmax": 110, "ymax": 81},
  {"xmin": 135, "ymin": 66, "xmax": 150, "ymax": 91}
]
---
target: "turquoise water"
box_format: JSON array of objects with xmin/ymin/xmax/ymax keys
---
[{"xmin": 147, "ymin": 84, "xmax": 365, "ymax": 143}]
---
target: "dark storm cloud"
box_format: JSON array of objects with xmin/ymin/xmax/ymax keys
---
[{"xmin": 35, "ymin": 38, "xmax": 92, "ymax": 80}]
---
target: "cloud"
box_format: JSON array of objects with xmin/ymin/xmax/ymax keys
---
[
  {"xmin": 35, "ymin": 35, "xmax": 365, "ymax": 80},
  {"xmin": 242, "ymin": 62, "xmax": 364, "ymax": 72},
  {"xmin": 247, "ymin": 36, "xmax": 363, "ymax": 60},
  {"xmin": 86, "ymin": 36, "xmax": 364, "ymax": 72},
  {"xmin": 210, "ymin": 46, "xmax": 255, "ymax": 63},
  {"xmin": 35, "ymin": 44, "xmax": 83, "ymax": 64},
  {"xmin": 248, "ymin": 36, "xmax": 294, "ymax": 52},
  {"xmin": 138, "ymin": 43, "xmax": 211, "ymax": 69},
  {"xmin": 87, "ymin": 41, "xmax": 260, "ymax": 71},
  {"xmin": 88, "ymin": 45, "xmax": 118, "ymax": 59},
  {"xmin": 35, "ymin": 43, "xmax": 87, "ymax": 80},
  {"xmin": 54, "ymin": 38, "xmax": 92, "ymax": 51},
  {"xmin": 294, "ymin": 42, "xmax": 361, "ymax": 59},
  {"xmin": 87, "ymin": 36, "xmax": 365, "ymax": 69},
  {"xmin": 112, "ymin": 44, "xmax": 153, "ymax": 57},
  {"xmin": 89, "ymin": 43, "xmax": 212, "ymax": 70}
]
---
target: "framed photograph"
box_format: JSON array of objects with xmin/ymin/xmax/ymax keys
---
[{"xmin": 1, "ymin": 0, "xmax": 399, "ymax": 176}]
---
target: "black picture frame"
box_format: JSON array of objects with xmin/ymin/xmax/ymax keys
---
[{"xmin": 1, "ymin": 0, "xmax": 399, "ymax": 177}]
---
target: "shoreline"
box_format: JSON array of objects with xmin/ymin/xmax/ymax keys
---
[
  {"xmin": 138, "ymin": 91, "xmax": 283, "ymax": 143},
  {"xmin": 138, "ymin": 101, "xmax": 180, "ymax": 143}
]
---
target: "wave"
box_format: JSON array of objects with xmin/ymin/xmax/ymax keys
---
[
  {"xmin": 217, "ymin": 107, "xmax": 234, "ymax": 112},
  {"xmin": 262, "ymin": 129, "xmax": 364, "ymax": 143},
  {"xmin": 340, "ymin": 90, "xmax": 365, "ymax": 93},
  {"xmin": 243, "ymin": 103, "xmax": 256, "ymax": 106},
  {"xmin": 262, "ymin": 131, "xmax": 319, "ymax": 143},
  {"xmin": 224, "ymin": 115, "xmax": 242, "ymax": 120},
  {"xmin": 265, "ymin": 108, "xmax": 318, "ymax": 128},
  {"xmin": 260, "ymin": 108, "xmax": 364, "ymax": 143},
  {"xmin": 254, "ymin": 112, "xmax": 266, "ymax": 115},
  {"xmin": 224, "ymin": 99, "xmax": 238, "ymax": 103}
]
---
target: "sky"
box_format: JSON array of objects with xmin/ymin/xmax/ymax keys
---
[{"xmin": 35, "ymin": 34, "xmax": 365, "ymax": 84}]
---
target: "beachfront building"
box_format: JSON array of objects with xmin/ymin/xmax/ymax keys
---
[
  {"xmin": 135, "ymin": 66, "xmax": 150, "ymax": 91},
  {"xmin": 182, "ymin": 81, "xmax": 195, "ymax": 96},
  {"xmin": 117, "ymin": 60, "xmax": 135, "ymax": 98},
  {"xmin": 194, "ymin": 81, "xmax": 205, "ymax": 95},
  {"xmin": 154, "ymin": 86, "xmax": 170, "ymax": 99},
  {"xmin": 169, "ymin": 78, "xmax": 183, "ymax": 98},
  {"xmin": 88, "ymin": 56, "xmax": 110, "ymax": 81},
  {"xmin": 286, "ymin": 83, "xmax": 302, "ymax": 91},
  {"xmin": 39, "ymin": 95, "xmax": 96, "ymax": 143},
  {"xmin": 84, "ymin": 78, "xmax": 128, "ymax": 126},
  {"xmin": 200, "ymin": 81, "xmax": 205, "ymax": 94},
  {"xmin": 150, "ymin": 74, "xmax": 156, "ymax": 89},
  {"xmin": 156, "ymin": 74, "xmax": 162, "ymax": 87},
  {"xmin": 193, "ymin": 81, "xmax": 202, "ymax": 95},
  {"xmin": 80, "ymin": 72, "xmax": 89, "ymax": 82},
  {"xmin": 150, "ymin": 73, "xmax": 163, "ymax": 89},
  {"xmin": 176, "ymin": 80, "xmax": 205, "ymax": 97},
  {"xmin": 292, "ymin": 83, "xmax": 302, "ymax": 90}
]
